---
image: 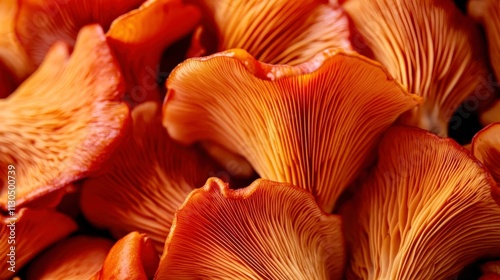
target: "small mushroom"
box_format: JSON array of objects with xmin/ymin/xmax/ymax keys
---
[
  {"xmin": 480, "ymin": 260, "xmax": 500, "ymax": 280},
  {"xmin": 106, "ymin": 0, "xmax": 201, "ymax": 106},
  {"xmin": 187, "ymin": 0, "xmax": 351, "ymax": 65},
  {"xmin": 92, "ymin": 232, "xmax": 160, "ymax": 280},
  {"xmin": 0, "ymin": 208, "xmax": 77, "ymax": 279},
  {"xmin": 480, "ymin": 100, "xmax": 500, "ymax": 126},
  {"xmin": 343, "ymin": 0, "xmax": 491, "ymax": 136},
  {"xmin": 0, "ymin": 24, "xmax": 129, "ymax": 210},
  {"xmin": 14, "ymin": 0, "xmax": 144, "ymax": 67},
  {"xmin": 163, "ymin": 48, "xmax": 420, "ymax": 212},
  {"xmin": 81, "ymin": 101, "xmax": 221, "ymax": 253},
  {"xmin": 472, "ymin": 123, "xmax": 500, "ymax": 184},
  {"xmin": 155, "ymin": 177, "xmax": 345, "ymax": 279},
  {"xmin": 342, "ymin": 125, "xmax": 500, "ymax": 279},
  {"xmin": 26, "ymin": 236, "xmax": 114, "ymax": 280}
]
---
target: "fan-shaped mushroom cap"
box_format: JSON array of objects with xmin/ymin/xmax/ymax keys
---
[
  {"xmin": 156, "ymin": 177, "xmax": 345, "ymax": 279},
  {"xmin": 26, "ymin": 236, "xmax": 113, "ymax": 280},
  {"xmin": 342, "ymin": 125, "xmax": 500, "ymax": 280},
  {"xmin": 468, "ymin": 0, "xmax": 500, "ymax": 81},
  {"xmin": 14, "ymin": 0, "xmax": 144, "ymax": 68},
  {"xmin": 106, "ymin": 0, "xmax": 201, "ymax": 106},
  {"xmin": 92, "ymin": 232, "xmax": 159, "ymax": 280},
  {"xmin": 472, "ymin": 123, "xmax": 500, "ymax": 184},
  {"xmin": 343, "ymin": 0, "xmax": 490, "ymax": 136},
  {"xmin": 0, "ymin": 25, "xmax": 129, "ymax": 210},
  {"xmin": 0, "ymin": 208, "xmax": 77, "ymax": 279},
  {"xmin": 187, "ymin": 0, "xmax": 351, "ymax": 65},
  {"xmin": 0, "ymin": 0, "xmax": 33, "ymax": 82},
  {"xmin": 480, "ymin": 260, "xmax": 500, "ymax": 280},
  {"xmin": 163, "ymin": 48, "xmax": 421, "ymax": 212},
  {"xmin": 81, "ymin": 101, "xmax": 221, "ymax": 253}
]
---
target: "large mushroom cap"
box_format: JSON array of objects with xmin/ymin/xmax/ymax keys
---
[
  {"xmin": 81, "ymin": 101, "xmax": 222, "ymax": 253},
  {"xmin": 106, "ymin": 0, "xmax": 201, "ymax": 106},
  {"xmin": 187, "ymin": 0, "xmax": 352, "ymax": 65},
  {"xmin": 0, "ymin": 208, "xmax": 77, "ymax": 279},
  {"xmin": 156, "ymin": 177, "xmax": 345, "ymax": 279},
  {"xmin": 26, "ymin": 236, "xmax": 114, "ymax": 280},
  {"xmin": 163, "ymin": 48, "xmax": 420, "ymax": 212},
  {"xmin": 342, "ymin": 125, "xmax": 500, "ymax": 279},
  {"xmin": 343, "ymin": 0, "xmax": 490, "ymax": 136},
  {"xmin": 472, "ymin": 122, "xmax": 500, "ymax": 185},
  {"xmin": 92, "ymin": 232, "xmax": 160, "ymax": 280},
  {"xmin": 0, "ymin": 24, "xmax": 129, "ymax": 210}
]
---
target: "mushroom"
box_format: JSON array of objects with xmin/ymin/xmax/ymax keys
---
[
  {"xmin": 342, "ymin": 0, "xmax": 491, "ymax": 136},
  {"xmin": 186, "ymin": 0, "xmax": 351, "ymax": 65},
  {"xmin": 472, "ymin": 123, "xmax": 500, "ymax": 184},
  {"xmin": 341, "ymin": 125, "xmax": 500, "ymax": 279},
  {"xmin": 81, "ymin": 101, "xmax": 222, "ymax": 253},
  {"xmin": 0, "ymin": 0, "xmax": 33, "ymax": 82},
  {"xmin": 163, "ymin": 48, "xmax": 421, "ymax": 212},
  {"xmin": 26, "ymin": 236, "xmax": 114, "ymax": 280},
  {"xmin": 0, "ymin": 208, "xmax": 77, "ymax": 279},
  {"xmin": 156, "ymin": 177, "xmax": 345, "ymax": 279},
  {"xmin": 480, "ymin": 260, "xmax": 500, "ymax": 280},
  {"xmin": 0, "ymin": 24, "xmax": 129, "ymax": 210},
  {"xmin": 106, "ymin": 0, "xmax": 201, "ymax": 106},
  {"xmin": 92, "ymin": 232, "xmax": 160, "ymax": 280},
  {"xmin": 468, "ymin": 0, "xmax": 500, "ymax": 81},
  {"xmin": 14, "ymin": 0, "xmax": 144, "ymax": 67},
  {"xmin": 480, "ymin": 100, "xmax": 500, "ymax": 126}
]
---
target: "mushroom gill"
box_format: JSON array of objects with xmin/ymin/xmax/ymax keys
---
[
  {"xmin": 14, "ymin": 0, "xmax": 144, "ymax": 67},
  {"xmin": 0, "ymin": 208, "xmax": 77, "ymax": 279},
  {"xmin": 343, "ymin": 0, "xmax": 490, "ymax": 136},
  {"xmin": 81, "ymin": 101, "xmax": 221, "ymax": 253},
  {"xmin": 156, "ymin": 177, "xmax": 345, "ymax": 279},
  {"xmin": 0, "ymin": 25, "xmax": 129, "ymax": 210},
  {"xmin": 342, "ymin": 125, "xmax": 500, "ymax": 280},
  {"xmin": 468, "ymin": 0, "xmax": 500, "ymax": 81},
  {"xmin": 162, "ymin": 48, "xmax": 420, "ymax": 212},
  {"xmin": 106, "ymin": 0, "xmax": 201, "ymax": 106},
  {"xmin": 26, "ymin": 236, "xmax": 114, "ymax": 280},
  {"xmin": 187, "ymin": 0, "xmax": 351, "ymax": 65},
  {"xmin": 472, "ymin": 123, "xmax": 500, "ymax": 184},
  {"xmin": 92, "ymin": 232, "xmax": 160, "ymax": 280}
]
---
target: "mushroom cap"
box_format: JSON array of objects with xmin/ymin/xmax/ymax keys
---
[
  {"xmin": 472, "ymin": 122, "xmax": 500, "ymax": 187},
  {"xmin": 156, "ymin": 177, "xmax": 345, "ymax": 279},
  {"xmin": 81, "ymin": 101, "xmax": 221, "ymax": 253},
  {"xmin": 342, "ymin": 125, "xmax": 500, "ymax": 279},
  {"xmin": 0, "ymin": 24, "xmax": 130, "ymax": 210},
  {"xmin": 92, "ymin": 232, "xmax": 160, "ymax": 280},
  {"xmin": 14, "ymin": 0, "xmax": 144, "ymax": 67},
  {"xmin": 187, "ymin": 0, "xmax": 351, "ymax": 65},
  {"xmin": 26, "ymin": 236, "xmax": 114, "ymax": 280},
  {"xmin": 343, "ymin": 0, "xmax": 490, "ymax": 136},
  {"xmin": 163, "ymin": 48, "xmax": 420, "ymax": 212},
  {"xmin": 106, "ymin": 0, "xmax": 201, "ymax": 106},
  {"xmin": 0, "ymin": 208, "xmax": 77, "ymax": 279}
]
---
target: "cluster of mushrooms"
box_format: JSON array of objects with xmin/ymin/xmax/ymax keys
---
[{"xmin": 1, "ymin": 0, "xmax": 500, "ymax": 279}]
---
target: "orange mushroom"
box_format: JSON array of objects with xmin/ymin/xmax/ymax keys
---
[
  {"xmin": 81, "ymin": 101, "xmax": 221, "ymax": 253},
  {"xmin": 480, "ymin": 100, "xmax": 500, "ymax": 126},
  {"xmin": 156, "ymin": 177, "xmax": 345, "ymax": 279},
  {"xmin": 14, "ymin": 0, "xmax": 144, "ymax": 67},
  {"xmin": 472, "ymin": 123, "xmax": 500, "ymax": 184},
  {"xmin": 0, "ymin": 208, "xmax": 77, "ymax": 279},
  {"xmin": 163, "ymin": 48, "xmax": 420, "ymax": 212},
  {"xmin": 106, "ymin": 0, "xmax": 201, "ymax": 105},
  {"xmin": 92, "ymin": 232, "xmax": 160, "ymax": 280},
  {"xmin": 0, "ymin": 24, "xmax": 129, "ymax": 210},
  {"xmin": 342, "ymin": 125, "xmax": 500, "ymax": 279},
  {"xmin": 26, "ymin": 236, "xmax": 114, "ymax": 280},
  {"xmin": 468, "ymin": 0, "xmax": 500, "ymax": 81},
  {"xmin": 187, "ymin": 0, "xmax": 351, "ymax": 65},
  {"xmin": 480, "ymin": 260, "xmax": 500, "ymax": 280},
  {"xmin": 343, "ymin": 0, "xmax": 490, "ymax": 136}
]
